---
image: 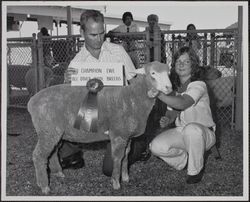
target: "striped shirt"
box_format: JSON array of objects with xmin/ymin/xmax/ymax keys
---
[{"xmin": 69, "ymin": 41, "xmax": 136, "ymax": 83}]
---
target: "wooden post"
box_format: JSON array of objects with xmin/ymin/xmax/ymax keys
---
[
  {"xmin": 67, "ymin": 6, "xmax": 72, "ymax": 36},
  {"xmin": 235, "ymin": 6, "xmax": 243, "ymax": 132}
]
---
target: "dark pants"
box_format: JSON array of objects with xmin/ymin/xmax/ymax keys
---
[{"xmin": 59, "ymin": 98, "xmax": 168, "ymax": 176}]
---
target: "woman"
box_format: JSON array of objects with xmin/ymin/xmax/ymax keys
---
[{"xmin": 149, "ymin": 46, "xmax": 216, "ymax": 184}]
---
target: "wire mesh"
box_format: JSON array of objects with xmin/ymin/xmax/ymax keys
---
[
  {"xmin": 7, "ymin": 29, "xmax": 239, "ymax": 131},
  {"xmin": 162, "ymin": 29, "xmax": 238, "ymax": 129},
  {"xmin": 39, "ymin": 35, "xmax": 84, "ymax": 87},
  {"xmin": 7, "ymin": 38, "xmax": 34, "ymax": 107},
  {"xmin": 106, "ymin": 32, "xmax": 149, "ymax": 69}
]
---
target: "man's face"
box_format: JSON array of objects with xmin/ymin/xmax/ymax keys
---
[
  {"xmin": 83, "ymin": 18, "xmax": 105, "ymax": 51},
  {"xmin": 148, "ymin": 19, "xmax": 157, "ymax": 28},
  {"xmin": 124, "ymin": 16, "xmax": 132, "ymax": 26}
]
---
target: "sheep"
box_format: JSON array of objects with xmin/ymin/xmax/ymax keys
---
[{"xmin": 28, "ymin": 61, "xmax": 172, "ymax": 194}]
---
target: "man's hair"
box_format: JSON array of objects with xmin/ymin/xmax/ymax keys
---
[
  {"xmin": 186, "ymin": 23, "xmax": 196, "ymax": 30},
  {"xmin": 147, "ymin": 14, "xmax": 159, "ymax": 23},
  {"xmin": 122, "ymin": 12, "xmax": 133, "ymax": 23},
  {"xmin": 80, "ymin": 10, "xmax": 104, "ymax": 31},
  {"xmin": 40, "ymin": 27, "xmax": 49, "ymax": 36}
]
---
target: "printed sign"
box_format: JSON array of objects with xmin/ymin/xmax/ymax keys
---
[{"xmin": 70, "ymin": 62, "xmax": 124, "ymax": 86}]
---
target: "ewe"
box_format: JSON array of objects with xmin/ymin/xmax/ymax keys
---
[{"xmin": 28, "ymin": 61, "xmax": 172, "ymax": 194}]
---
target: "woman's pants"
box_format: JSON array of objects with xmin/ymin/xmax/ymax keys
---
[{"xmin": 149, "ymin": 123, "xmax": 216, "ymax": 175}]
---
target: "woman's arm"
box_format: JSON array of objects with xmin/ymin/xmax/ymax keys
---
[{"xmin": 157, "ymin": 93, "xmax": 194, "ymax": 110}]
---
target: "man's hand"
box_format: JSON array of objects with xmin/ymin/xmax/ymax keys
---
[
  {"xmin": 159, "ymin": 116, "xmax": 171, "ymax": 128},
  {"xmin": 64, "ymin": 67, "xmax": 78, "ymax": 83}
]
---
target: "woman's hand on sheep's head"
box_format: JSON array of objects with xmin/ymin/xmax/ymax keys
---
[
  {"xmin": 64, "ymin": 67, "xmax": 78, "ymax": 83},
  {"xmin": 147, "ymin": 88, "xmax": 159, "ymax": 98}
]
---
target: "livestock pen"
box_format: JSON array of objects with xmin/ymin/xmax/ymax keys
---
[
  {"xmin": 5, "ymin": 21, "xmax": 244, "ymax": 197},
  {"xmin": 7, "ymin": 27, "xmax": 242, "ymax": 132}
]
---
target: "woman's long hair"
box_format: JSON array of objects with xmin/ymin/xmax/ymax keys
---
[{"xmin": 170, "ymin": 46, "xmax": 205, "ymax": 91}]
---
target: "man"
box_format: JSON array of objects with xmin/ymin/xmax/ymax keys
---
[
  {"xmin": 61, "ymin": 10, "xmax": 150, "ymax": 176},
  {"xmin": 108, "ymin": 12, "xmax": 139, "ymax": 33}
]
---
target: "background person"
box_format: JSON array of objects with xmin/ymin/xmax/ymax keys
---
[
  {"xmin": 108, "ymin": 11, "xmax": 140, "ymax": 68},
  {"xmin": 185, "ymin": 23, "xmax": 201, "ymax": 53},
  {"xmin": 149, "ymin": 46, "xmax": 216, "ymax": 184},
  {"xmin": 109, "ymin": 11, "xmax": 139, "ymax": 33}
]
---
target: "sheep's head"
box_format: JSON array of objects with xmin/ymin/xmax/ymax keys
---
[{"xmin": 135, "ymin": 61, "xmax": 172, "ymax": 96}]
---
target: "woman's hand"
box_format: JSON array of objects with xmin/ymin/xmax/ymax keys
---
[
  {"xmin": 64, "ymin": 67, "xmax": 78, "ymax": 83},
  {"xmin": 147, "ymin": 88, "xmax": 159, "ymax": 98}
]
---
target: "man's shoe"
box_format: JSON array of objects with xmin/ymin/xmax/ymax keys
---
[
  {"xmin": 186, "ymin": 169, "xmax": 204, "ymax": 184},
  {"xmin": 61, "ymin": 151, "xmax": 85, "ymax": 170}
]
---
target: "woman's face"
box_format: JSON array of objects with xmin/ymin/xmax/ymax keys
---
[{"xmin": 175, "ymin": 53, "xmax": 192, "ymax": 78}]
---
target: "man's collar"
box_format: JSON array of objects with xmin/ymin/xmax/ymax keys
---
[{"xmin": 83, "ymin": 41, "xmax": 111, "ymax": 59}]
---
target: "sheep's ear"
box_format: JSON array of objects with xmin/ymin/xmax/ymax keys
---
[{"xmin": 134, "ymin": 67, "xmax": 145, "ymax": 75}]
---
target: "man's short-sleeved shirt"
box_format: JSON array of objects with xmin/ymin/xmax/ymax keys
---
[
  {"xmin": 111, "ymin": 22, "xmax": 139, "ymax": 33},
  {"xmin": 69, "ymin": 41, "xmax": 136, "ymax": 83},
  {"xmin": 175, "ymin": 81, "xmax": 215, "ymax": 128}
]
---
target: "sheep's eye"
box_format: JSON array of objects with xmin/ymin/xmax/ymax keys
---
[{"xmin": 151, "ymin": 72, "xmax": 155, "ymax": 75}]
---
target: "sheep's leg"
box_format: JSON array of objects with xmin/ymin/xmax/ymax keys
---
[
  {"xmin": 33, "ymin": 133, "xmax": 62, "ymax": 194},
  {"xmin": 121, "ymin": 140, "xmax": 131, "ymax": 183},
  {"xmin": 49, "ymin": 148, "xmax": 65, "ymax": 178},
  {"xmin": 110, "ymin": 135, "xmax": 127, "ymax": 190}
]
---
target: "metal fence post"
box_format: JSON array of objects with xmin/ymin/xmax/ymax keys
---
[
  {"xmin": 37, "ymin": 34, "xmax": 45, "ymax": 91},
  {"xmin": 153, "ymin": 26, "xmax": 161, "ymax": 62},
  {"xmin": 31, "ymin": 33, "xmax": 38, "ymax": 94},
  {"xmin": 210, "ymin": 33, "xmax": 215, "ymax": 66},
  {"xmin": 203, "ymin": 33, "xmax": 208, "ymax": 66},
  {"xmin": 235, "ymin": 6, "xmax": 243, "ymax": 132},
  {"xmin": 145, "ymin": 30, "xmax": 150, "ymax": 63}
]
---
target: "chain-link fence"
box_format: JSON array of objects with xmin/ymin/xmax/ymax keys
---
[
  {"xmin": 161, "ymin": 28, "xmax": 238, "ymax": 129},
  {"xmin": 7, "ymin": 36, "xmax": 37, "ymax": 108},
  {"xmin": 36, "ymin": 34, "xmax": 84, "ymax": 90},
  {"xmin": 106, "ymin": 31, "xmax": 150, "ymax": 69},
  {"xmin": 7, "ymin": 28, "xmax": 240, "ymax": 131}
]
